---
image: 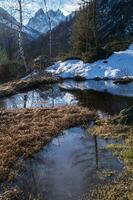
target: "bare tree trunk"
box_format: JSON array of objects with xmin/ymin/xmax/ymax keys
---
[
  {"xmin": 93, "ymin": 0, "xmax": 98, "ymax": 48},
  {"xmin": 43, "ymin": 0, "xmax": 52, "ymax": 58},
  {"xmin": 48, "ymin": 16, "xmax": 52, "ymax": 58},
  {"xmin": 85, "ymin": 2, "xmax": 91, "ymax": 52},
  {"xmin": 18, "ymin": 0, "xmax": 28, "ymax": 72}
]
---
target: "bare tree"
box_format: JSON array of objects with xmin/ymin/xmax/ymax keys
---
[
  {"xmin": 92, "ymin": 0, "xmax": 98, "ymax": 48},
  {"xmin": 43, "ymin": 0, "xmax": 52, "ymax": 58},
  {"xmin": 17, "ymin": 0, "xmax": 28, "ymax": 71},
  {"xmin": 43, "ymin": 0, "xmax": 63, "ymax": 59}
]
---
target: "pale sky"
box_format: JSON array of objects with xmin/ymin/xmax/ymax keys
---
[
  {"xmin": 0, "ymin": 0, "xmax": 81, "ymax": 23},
  {"xmin": 34, "ymin": 0, "xmax": 81, "ymax": 15}
]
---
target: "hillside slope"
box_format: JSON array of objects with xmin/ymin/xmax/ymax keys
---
[
  {"xmin": 98, "ymin": 0, "xmax": 133, "ymax": 42},
  {"xmin": 0, "ymin": 7, "xmax": 40, "ymax": 39},
  {"xmin": 26, "ymin": 14, "xmax": 75, "ymax": 60}
]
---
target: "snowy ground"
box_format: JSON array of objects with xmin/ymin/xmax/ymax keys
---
[{"xmin": 48, "ymin": 44, "xmax": 133, "ymax": 80}]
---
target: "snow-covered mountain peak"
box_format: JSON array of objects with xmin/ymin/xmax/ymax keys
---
[{"xmin": 27, "ymin": 9, "xmax": 66, "ymax": 34}]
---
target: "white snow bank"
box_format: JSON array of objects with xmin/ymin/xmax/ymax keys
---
[{"xmin": 48, "ymin": 44, "xmax": 133, "ymax": 79}]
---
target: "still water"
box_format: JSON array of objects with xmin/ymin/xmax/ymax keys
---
[
  {"xmin": 59, "ymin": 80, "xmax": 133, "ymax": 97},
  {"xmin": 1, "ymin": 80, "xmax": 131, "ymax": 199},
  {"xmin": 15, "ymin": 126, "xmax": 123, "ymax": 200},
  {"xmin": 0, "ymin": 80, "xmax": 133, "ymax": 115}
]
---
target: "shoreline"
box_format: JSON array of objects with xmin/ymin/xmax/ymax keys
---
[
  {"xmin": 0, "ymin": 106, "xmax": 96, "ymax": 183},
  {"xmin": 0, "ymin": 76, "xmax": 62, "ymax": 99}
]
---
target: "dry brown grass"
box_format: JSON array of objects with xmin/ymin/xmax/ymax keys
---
[
  {"xmin": 90, "ymin": 119, "xmax": 130, "ymax": 139},
  {"xmin": 90, "ymin": 119, "xmax": 133, "ymax": 170},
  {"xmin": 0, "ymin": 188, "xmax": 23, "ymax": 200},
  {"xmin": 81, "ymin": 172, "xmax": 133, "ymax": 200},
  {"xmin": 0, "ymin": 106, "xmax": 96, "ymax": 182},
  {"xmin": 0, "ymin": 76, "xmax": 61, "ymax": 98}
]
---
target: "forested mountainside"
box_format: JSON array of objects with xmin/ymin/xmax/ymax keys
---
[
  {"xmin": 72, "ymin": 0, "xmax": 133, "ymax": 61},
  {"xmin": 0, "ymin": 7, "xmax": 67, "ymax": 60},
  {"xmin": 25, "ymin": 15, "xmax": 75, "ymax": 61},
  {"xmin": 0, "ymin": 7, "xmax": 40, "ymax": 59},
  {"xmin": 0, "ymin": 25, "xmax": 38, "ymax": 60},
  {"xmin": 0, "ymin": 0, "xmax": 133, "ymax": 62},
  {"xmin": 0, "ymin": 7, "xmax": 40, "ymax": 39},
  {"xmin": 25, "ymin": 0, "xmax": 133, "ymax": 62},
  {"xmin": 97, "ymin": 0, "xmax": 133, "ymax": 42}
]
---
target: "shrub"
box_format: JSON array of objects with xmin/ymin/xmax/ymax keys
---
[
  {"xmin": 105, "ymin": 40, "xmax": 130, "ymax": 53},
  {"xmin": 56, "ymin": 52, "xmax": 82, "ymax": 62},
  {"xmin": 0, "ymin": 61, "xmax": 26, "ymax": 83},
  {"xmin": 0, "ymin": 46, "xmax": 8, "ymax": 64},
  {"xmin": 82, "ymin": 47, "xmax": 112, "ymax": 63}
]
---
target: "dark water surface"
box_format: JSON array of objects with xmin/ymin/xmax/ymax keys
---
[
  {"xmin": 0, "ymin": 80, "xmax": 132, "ymax": 199},
  {"xmin": 15, "ymin": 126, "xmax": 123, "ymax": 200},
  {"xmin": 0, "ymin": 80, "xmax": 133, "ymax": 115},
  {"xmin": 59, "ymin": 80, "xmax": 133, "ymax": 97}
]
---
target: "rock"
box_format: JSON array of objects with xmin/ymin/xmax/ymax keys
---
[
  {"xmin": 114, "ymin": 77, "xmax": 132, "ymax": 85},
  {"xmin": 33, "ymin": 55, "xmax": 53, "ymax": 70},
  {"xmin": 103, "ymin": 60, "xmax": 108, "ymax": 64}
]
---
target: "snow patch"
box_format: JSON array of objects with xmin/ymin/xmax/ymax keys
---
[{"xmin": 48, "ymin": 44, "xmax": 133, "ymax": 79}]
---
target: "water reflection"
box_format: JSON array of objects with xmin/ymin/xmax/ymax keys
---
[
  {"xmin": 60, "ymin": 80, "xmax": 133, "ymax": 97},
  {"xmin": 15, "ymin": 126, "xmax": 123, "ymax": 200},
  {"xmin": 0, "ymin": 80, "xmax": 131, "ymax": 199},
  {"xmin": 0, "ymin": 85, "xmax": 77, "ymax": 109},
  {"xmin": 69, "ymin": 89, "xmax": 133, "ymax": 115},
  {"xmin": 0, "ymin": 81, "xmax": 132, "ymax": 116},
  {"xmin": 23, "ymin": 95, "xmax": 28, "ymax": 108},
  {"xmin": 94, "ymin": 135, "xmax": 99, "ymax": 170}
]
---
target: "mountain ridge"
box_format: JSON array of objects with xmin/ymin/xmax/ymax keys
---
[
  {"xmin": 0, "ymin": 7, "xmax": 40, "ymax": 39},
  {"xmin": 27, "ymin": 9, "xmax": 66, "ymax": 33}
]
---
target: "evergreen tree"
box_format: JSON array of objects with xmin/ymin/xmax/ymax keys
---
[
  {"xmin": 0, "ymin": 46, "xmax": 8, "ymax": 64},
  {"xmin": 72, "ymin": 7, "xmax": 88, "ymax": 55},
  {"xmin": 72, "ymin": 0, "xmax": 98, "ymax": 56}
]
